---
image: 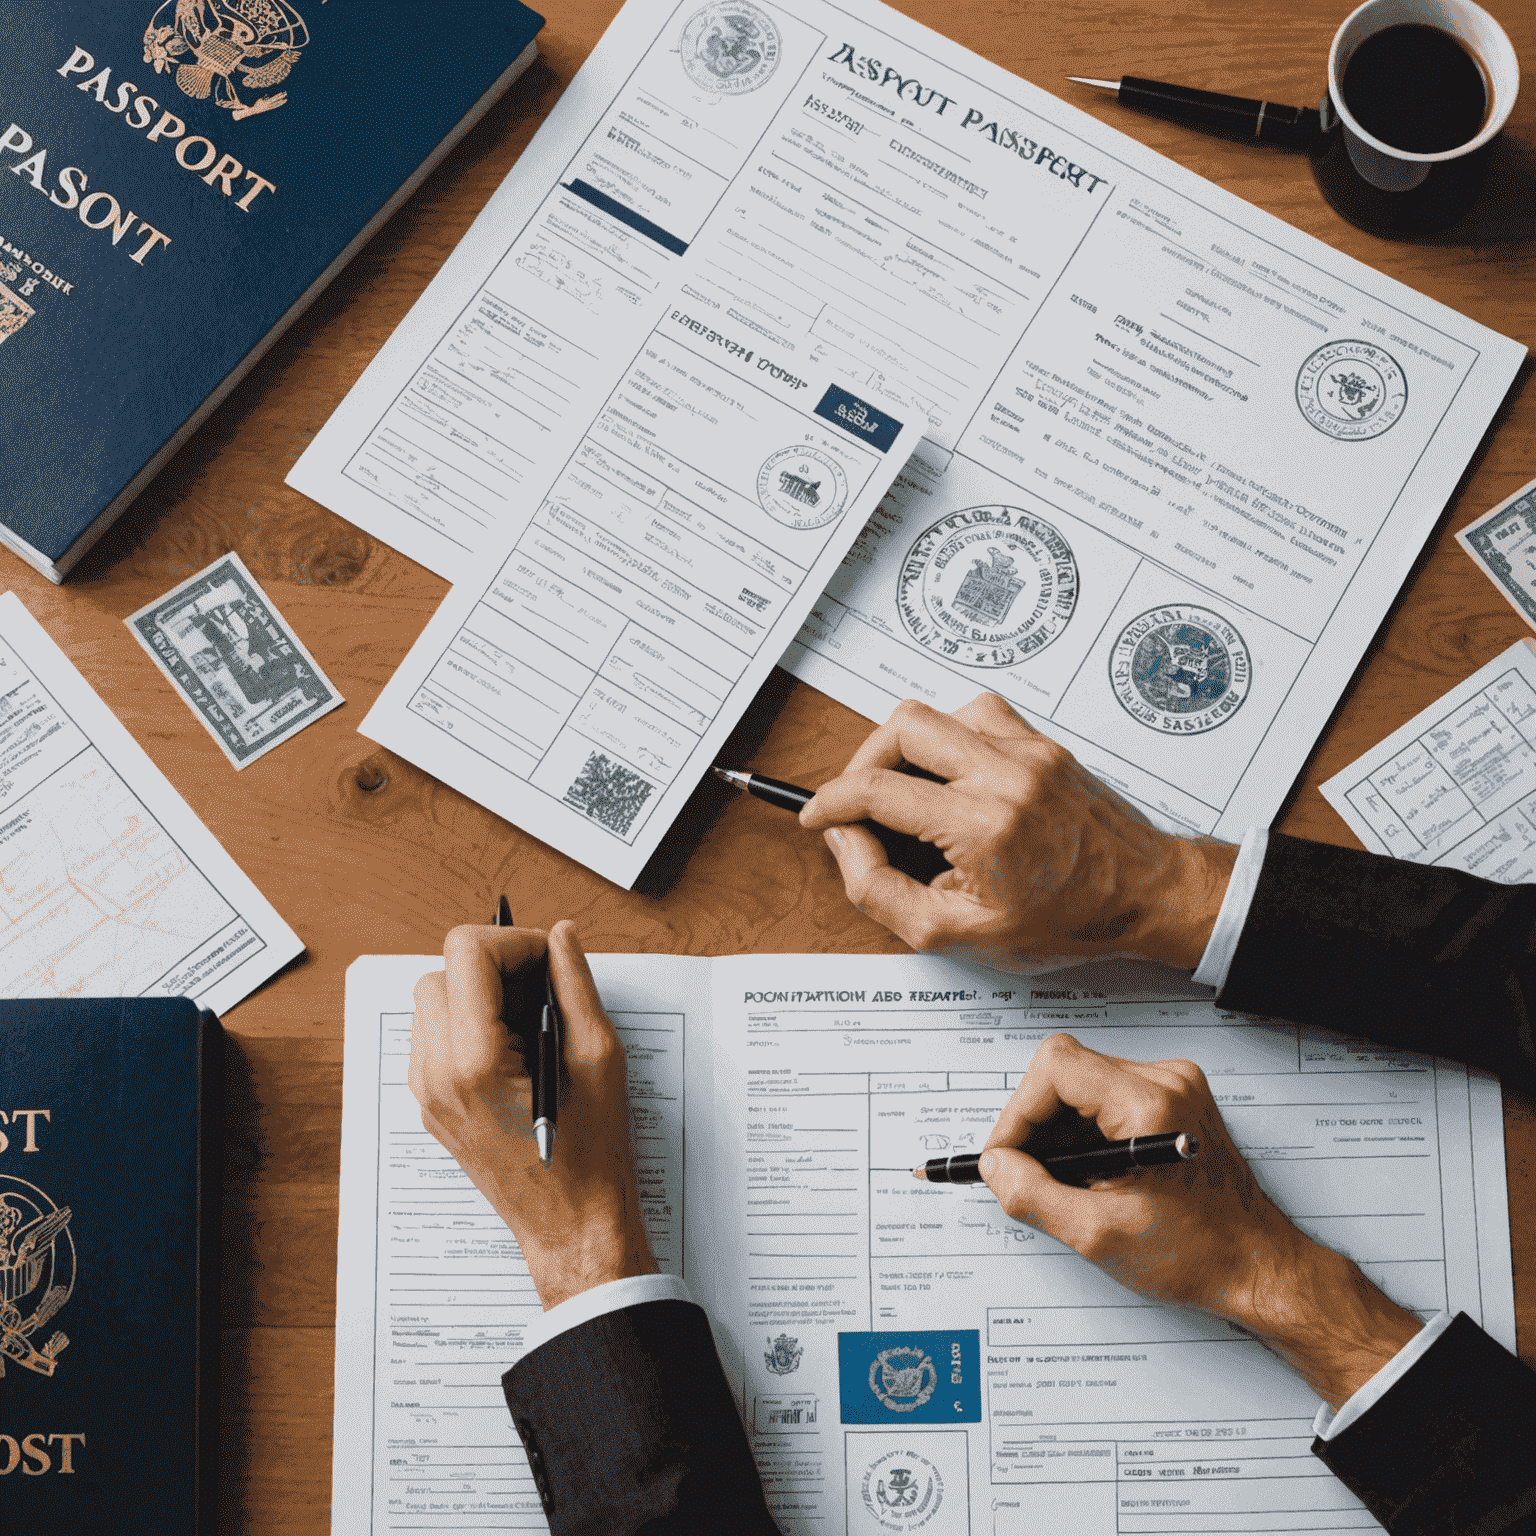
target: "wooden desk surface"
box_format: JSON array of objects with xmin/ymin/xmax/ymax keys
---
[{"xmin": 7, "ymin": 0, "xmax": 1533, "ymax": 1526}]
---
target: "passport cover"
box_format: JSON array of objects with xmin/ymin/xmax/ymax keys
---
[
  {"xmin": 0, "ymin": 998, "xmax": 222, "ymax": 1534},
  {"xmin": 0, "ymin": 0, "xmax": 544, "ymax": 579}
]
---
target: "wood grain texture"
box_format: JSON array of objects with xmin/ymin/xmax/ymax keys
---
[{"xmin": 4, "ymin": 1, "xmax": 1532, "ymax": 1528}]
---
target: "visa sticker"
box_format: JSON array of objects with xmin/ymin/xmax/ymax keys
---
[{"xmin": 838, "ymin": 1329, "xmax": 981, "ymax": 1423}]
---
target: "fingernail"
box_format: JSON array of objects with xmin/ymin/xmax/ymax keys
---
[{"xmin": 825, "ymin": 827, "xmax": 845, "ymax": 850}]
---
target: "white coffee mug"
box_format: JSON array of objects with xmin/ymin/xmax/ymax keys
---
[{"xmin": 1312, "ymin": 0, "xmax": 1519, "ymax": 232}]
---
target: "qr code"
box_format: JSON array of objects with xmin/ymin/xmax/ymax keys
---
[{"xmin": 564, "ymin": 751, "xmax": 654, "ymax": 836}]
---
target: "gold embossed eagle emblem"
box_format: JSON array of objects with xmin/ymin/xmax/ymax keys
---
[
  {"xmin": 144, "ymin": 0, "xmax": 310, "ymax": 120},
  {"xmin": 0, "ymin": 1175, "xmax": 74, "ymax": 1379}
]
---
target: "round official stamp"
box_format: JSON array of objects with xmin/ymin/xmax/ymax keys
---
[
  {"xmin": 897, "ymin": 506, "xmax": 1078, "ymax": 669},
  {"xmin": 860, "ymin": 1450, "xmax": 944, "ymax": 1531},
  {"xmin": 757, "ymin": 446, "xmax": 848, "ymax": 529},
  {"xmin": 1110, "ymin": 605, "xmax": 1251, "ymax": 734},
  {"xmin": 680, "ymin": 1, "xmax": 782, "ymax": 94},
  {"xmin": 1295, "ymin": 339, "xmax": 1407, "ymax": 441}
]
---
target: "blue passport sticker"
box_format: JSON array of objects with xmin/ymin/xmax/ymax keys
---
[
  {"xmin": 839, "ymin": 1329, "xmax": 981, "ymax": 1423},
  {"xmin": 814, "ymin": 385, "xmax": 903, "ymax": 452}
]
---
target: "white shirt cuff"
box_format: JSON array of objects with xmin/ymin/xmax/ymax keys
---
[
  {"xmin": 1312, "ymin": 1310, "xmax": 1453, "ymax": 1441},
  {"xmin": 520, "ymin": 1272, "xmax": 694, "ymax": 1358},
  {"xmin": 1191, "ymin": 827, "xmax": 1269, "ymax": 990}
]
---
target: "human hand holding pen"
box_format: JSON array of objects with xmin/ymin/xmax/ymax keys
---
[
  {"xmin": 409, "ymin": 921, "xmax": 657, "ymax": 1309},
  {"xmin": 800, "ymin": 694, "xmax": 1238, "ymax": 973},
  {"xmin": 979, "ymin": 1033, "xmax": 1421, "ymax": 1410}
]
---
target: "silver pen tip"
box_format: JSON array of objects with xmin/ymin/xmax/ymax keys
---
[
  {"xmin": 535, "ymin": 1122, "xmax": 555, "ymax": 1167},
  {"xmin": 1067, "ymin": 77, "xmax": 1121, "ymax": 91},
  {"xmin": 1176, "ymin": 1133, "xmax": 1200, "ymax": 1159},
  {"xmin": 714, "ymin": 767, "xmax": 751, "ymax": 789}
]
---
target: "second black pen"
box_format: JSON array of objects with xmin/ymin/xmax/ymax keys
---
[
  {"xmin": 916, "ymin": 1132, "xmax": 1199, "ymax": 1186},
  {"xmin": 714, "ymin": 767, "xmax": 953, "ymax": 883}
]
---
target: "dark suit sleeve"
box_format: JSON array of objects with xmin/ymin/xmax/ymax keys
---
[
  {"xmin": 1311, "ymin": 1313, "xmax": 1536, "ymax": 1535},
  {"xmin": 501, "ymin": 1298, "xmax": 781, "ymax": 1536},
  {"xmin": 1216, "ymin": 832, "xmax": 1536, "ymax": 1088}
]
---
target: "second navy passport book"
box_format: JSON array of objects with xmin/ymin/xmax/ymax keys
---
[
  {"xmin": 0, "ymin": 998, "xmax": 222, "ymax": 1534},
  {"xmin": 0, "ymin": 0, "xmax": 544, "ymax": 581}
]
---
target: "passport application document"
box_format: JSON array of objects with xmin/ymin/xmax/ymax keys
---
[
  {"xmin": 290, "ymin": 0, "xmax": 1523, "ymax": 875},
  {"xmin": 336, "ymin": 952, "xmax": 1511, "ymax": 1534}
]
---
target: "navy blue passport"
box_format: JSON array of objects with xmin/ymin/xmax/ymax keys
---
[
  {"xmin": 0, "ymin": 0, "xmax": 543, "ymax": 581},
  {"xmin": 0, "ymin": 999, "xmax": 222, "ymax": 1534}
]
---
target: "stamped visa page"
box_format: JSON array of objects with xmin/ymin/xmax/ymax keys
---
[
  {"xmin": 0, "ymin": 592, "xmax": 302, "ymax": 1013},
  {"xmin": 707, "ymin": 954, "xmax": 1512, "ymax": 1535},
  {"xmin": 334, "ymin": 953, "xmax": 716, "ymax": 1535},
  {"xmin": 1320, "ymin": 637, "xmax": 1536, "ymax": 879}
]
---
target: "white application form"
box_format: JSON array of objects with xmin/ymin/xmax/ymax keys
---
[
  {"xmin": 1321, "ymin": 638, "xmax": 1536, "ymax": 880},
  {"xmin": 0, "ymin": 591, "xmax": 303, "ymax": 1013},
  {"xmin": 708, "ymin": 955, "xmax": 1512, "ymax": 1535},
  {"xmin": 335, "ymin": 951, "xmax": 1512, "ymax": 1534},
  {"xmin": 334, "ymin": 953, "xmax": 713, "ymax": 1534}
]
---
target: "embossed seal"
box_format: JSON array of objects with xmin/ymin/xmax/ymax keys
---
[
  {"xmin": 897, "ymin": 506, "xmax": 1078, "ymax": 668},
  {"xmin": 1295, "ymin": 339, "xmax": 1407, "ymax": 441},
  {"xmin": 1, "ymin": 1173, "xmax": 75, "ymax": 1380},
  {"xmin": 680, "ymin": 2, "xmax": 782, "ymax": 94},
  {"xmin": 860, "ymin": 1449, "xmax": 944, "ymax": 1531},
  {"xmin": 1110, "ymin": 605, "xmax": 1251, "ymax": 734},
  {"xmin": 868, "ymin": 1346, "xmax": 937, "ymax": 1413},
  {"xmin": 757, "ymin": 446, "xmax": 848, "ymax": 529}
]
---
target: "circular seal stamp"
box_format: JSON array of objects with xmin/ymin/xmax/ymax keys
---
[
  {"xmin": 0, "ymin": 1172, "xmax": 76, "ymax": 1379},
  {"xmin": 860, "ymin": 1450, "xmax": 944, "ymax": 1531},
  {"xmin": 1110, "ymin": 605, "xmax": 1252, "ymax": 734},
  {"xmin": 680, "ymin": 1, "xmax": 782, "ymax": 94},
  {"xmin": 869, "ymin": 1345, "xmax": 938, "ymax": 1413},
  {"xmin": 1295, "ymin": 339, "xmax": 1407, "ymax": 441},
  {"xmin": 757, "ymin": 446, "xmax": 848, "ymax": 530},
  {"xmin": 897, "ymin": 506, "xmax": 1078, "ymax": 669}
]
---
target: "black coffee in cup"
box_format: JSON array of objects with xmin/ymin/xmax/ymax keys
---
[
  {"xmin": 1310, "ymin": 0, "xmax": 1517, "ymax": 236},
  {"xmin": 1340, "ymin": 23, "xmax": 1489, "ymax": 154}
]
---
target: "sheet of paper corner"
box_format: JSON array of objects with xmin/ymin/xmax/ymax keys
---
[
  {"xmin": 123, "ymin": 551, "xmax": 344, "ymax": 771},
  {"xmin": 0, "ymin": 590, "xmax": 303, "ymax": 1014},
  {"xmin": 1321, "ymin": 635, "xmax": 1536, "ymax": 864}
]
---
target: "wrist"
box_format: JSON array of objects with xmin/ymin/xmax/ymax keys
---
[
  {"xmin": 523, "ymin": 1219, "xmax": 658, "ymax": 1310},
  {"xmin": 1135, "ymin": 834, "xmax": 1237, "ymax": 971},
  {"xmin": 1230, "ymin": 1232, "xmax": 1422, "ymax": 1411}
]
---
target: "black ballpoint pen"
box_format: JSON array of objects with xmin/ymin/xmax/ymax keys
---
[
  {"xmin": 1069, "ymin": 76, "xmax": 1321, "ymax": 149},
  {"xmin": 492, "ymin": 897, "xmax": 559, "ymax": 1167},
  {"xmin": 915, "ymin": 1132, "xmax": 1199, "ymax": 1186},
  {"xmin": 713, "ymin": 768, "xmax": 952, "ymax": 884}
]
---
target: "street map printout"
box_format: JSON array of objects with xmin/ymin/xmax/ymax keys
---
[
  {"xmin": 0, "ymin": 592, "xmax": 302, "ymax": 1012},
  {"xmin": 336, "ymin": 952, "xmax": 1512, "ymax": 1535},
  {"xmin": 289, "ymin": 0, "xmax": 1523, "ymax": 876}
]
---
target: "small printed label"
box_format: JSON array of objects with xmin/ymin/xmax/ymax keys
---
[{"xmin": 814, "ymin": 385, "xmax": 903, "ymax": 453}]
